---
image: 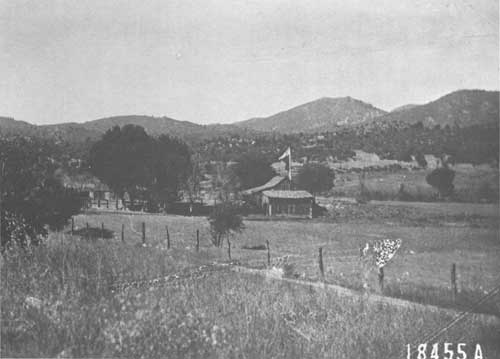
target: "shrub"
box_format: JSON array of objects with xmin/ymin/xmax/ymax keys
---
[
  {"xmin": 208, "ymin": 202, "xmax": 244, "ymax": 249},
  {"xmin": 425, "ymin": 167, "xmax": 455, "ymax": 198}
]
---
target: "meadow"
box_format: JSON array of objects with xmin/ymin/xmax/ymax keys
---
[
  {"xmin": 1, "ymin": 203, "xmax": 499, "ymax": 358},
  {"xmin": 331, "ymin": 166, "xmax": 499, "ymax": 203}
]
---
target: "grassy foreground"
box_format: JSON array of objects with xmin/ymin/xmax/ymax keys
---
[
  {"xmin": 2, "ymin": 207, "xmax": 499, "ymax": 358},
  {"xmin": 1, "ymin": 238, "xmax": 499, "ymax": 358}
]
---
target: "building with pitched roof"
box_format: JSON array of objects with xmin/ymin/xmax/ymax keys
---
[
  {"xmin": 261, "ymin": 190, "xmax": 313, "ymax": 218},
  {"xmin": 241, "ymin": 176, "xmax": 314, "ymax": 218}
]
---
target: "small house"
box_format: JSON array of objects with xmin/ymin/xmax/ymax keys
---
[{"xmin": 261, "ymin": 190, "xmax": 314, "ymax": 218}]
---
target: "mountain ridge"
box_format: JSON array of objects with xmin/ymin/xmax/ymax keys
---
[
  {"xmin": 1, "ymin": 89, "xmax": 498, "ymax": 145},
  {"xmin": 235, "ymin": 96, "xmax": 388, "ymax": 133}
]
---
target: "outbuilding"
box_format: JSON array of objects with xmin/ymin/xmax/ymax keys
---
[{"xmin": 261, "ymin": 190, "xmax": 314, "ymax": 218}]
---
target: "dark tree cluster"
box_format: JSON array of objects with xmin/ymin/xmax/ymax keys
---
[
  {"xmin": 0, "ymin": 137, "xmax": 82, "ymax": 248},
  {"xmin": 89, "ymin": 125, "xmax": 192, "ymax": 210}
]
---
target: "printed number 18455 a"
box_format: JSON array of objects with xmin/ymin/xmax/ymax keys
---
[{"xmin": 407, "ymin": 343, "xmax": 484, "ymax": 359}]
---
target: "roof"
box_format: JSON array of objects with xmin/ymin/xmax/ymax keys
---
[
  {"xmin": 262, "ymin": 190, "xmax": 313, "ymax": 199},
  {"xmin": 241, "ymin": 176, "xmax": 286, "ymax": 195}
]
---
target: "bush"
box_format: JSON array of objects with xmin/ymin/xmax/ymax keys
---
[
  {"xmin": 208, "ymin": 202, "xmax": 245, "ymax": 249},
  {"xmin": 426, "ymin": 167, "xmax": 455, "ymax": 198}
]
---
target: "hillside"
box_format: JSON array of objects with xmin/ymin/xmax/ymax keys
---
[
  {"xmin": 0, "ymin": 117, "xmax": 38, "ymax": 137},
  {"xmin": 0, "ymin": 115, "xmax": 251, "ymax": 147},
  {"xmin": 381, "ymin": 89, "xmax": 499, "ymax": 128},
  {"xmin": 236, "ymin": 97, "xmax": 387, "ymax": 133}
]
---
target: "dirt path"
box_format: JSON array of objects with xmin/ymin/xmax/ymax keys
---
[{"xmin": 231, "ymin": 266, "xmax": 500, "ymax": 326}]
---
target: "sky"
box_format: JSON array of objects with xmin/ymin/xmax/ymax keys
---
[{"xmin": 1, "ymin": 0, "xmax": 498, "ymax": 125}]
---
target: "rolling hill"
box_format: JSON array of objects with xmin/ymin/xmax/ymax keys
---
[
  {"xmin": 0, "ymin": 115, "xmax": 251, "ymax": 146},
  {"xmin": 235, "ymin": 97, "xmax": 387, "ymax": 133},
  {"xmin": 381, "ymin": 89, "xmax": 499, "ymax": 128}
]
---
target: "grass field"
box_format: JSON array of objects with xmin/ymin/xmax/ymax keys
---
[
  {"xmin": 2, "ymin": 202, "xmax": 499, "ymax": 358},
  {"xmin": 66, "ymin": 209, "xmax": 500, "ymax": 314},
  {"xmin": 331, "ymin": 166, "xmax": 499, "ymax": 203}
]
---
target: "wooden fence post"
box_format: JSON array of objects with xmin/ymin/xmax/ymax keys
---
[
  {"xmin": 318, "ymin": 247, "xmax": 325, "ymax": 281},
  {"xmin": 116, "ymin": 199, "xmax": 119, "ymax": 210},
  {"xmin": 451, "ymin": 263, "xmax": 457, "ymax": 301},
  {"xmin": 196, "ymin": 229, "xmax": 200, "ymax": 252},
  {"xmin": 142, "ymin": 222, "xmax": 146, "ymax": 245},
  {"xmin": 101, "ymin": 222, "xmax": 105, "ymax": 239},
  {"xmin": 71, "ymin": 217, "xmax": 74, "ymax": 235},
  {"xmin": 227, "ymin": 238, "xmax": 231, "ymax": 260},
  {"xmin": 98, "ymin": 199, "xmax": 100, "ymax": 208},
  {"xmin": 121, "ymin": 223, "xmax": 125, "ymax": 243},
  {"xmin": 266, "ymin": 240, "xmax": 271, "ymax": 267},
  {"xmin": 86, "ymin": 222, "xmax": 89, "ymax": 240},
  {"xmin": 378, "ymin": 267, "xmax": 384, "ymax": 292},
  {"xmin": 166, "ymin": 225, "xmax": 170, "ymax": 249}
]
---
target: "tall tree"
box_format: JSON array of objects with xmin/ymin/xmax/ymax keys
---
[
  {"xmin": 89, "ymin": 125, "xmax": 192, "ymax": 210},
  {"xmin": 150, "ymin": 134, "xmax": 192, "ymax": 208}
]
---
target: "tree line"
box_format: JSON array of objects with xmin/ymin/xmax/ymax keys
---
[{"xmin": 0, "ymin": 121, "xmax": 469, "ymax": 249}]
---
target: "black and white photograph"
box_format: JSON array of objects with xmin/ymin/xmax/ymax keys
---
[{"xmin": 0, "ymin": 1, "xmax": 499, "ymax": 358}]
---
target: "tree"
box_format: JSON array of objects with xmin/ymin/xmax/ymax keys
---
[
  {"xmin": 89, "ymin": 125, "xmax": 192, "ymax": 210},
  {"xmin": 150, "ymin": 134, "xmax": 192, "ymax": 209},
  {"xmin": 296, "ymin": 163, "xmax": 335, "ymax": 195},
  {"xmin": 0, "ymin": 137, "xmax": 82, "ymax": 248},
  {"xmin": 89, "ymin": 125, "xmax": 153, "ymax": 200},
  {"xmin": 426, "ymin": 167, "xmax": 455, "ymax": 198},
  {"xmin": 208, "ymin": 202, "xmax": 244, "ymax": 257},
  {"xmin": 233, "ymin": 152, "xmax": 275, "ymax": 190}
]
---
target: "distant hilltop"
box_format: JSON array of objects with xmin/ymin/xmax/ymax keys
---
[{"xmin": 1, "ymin": 89, "xmax": 498, "ymax": 143}]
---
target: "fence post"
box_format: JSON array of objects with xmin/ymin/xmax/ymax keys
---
[
  {"xmin": 101, "ymin": 222, "xmax": 105, "ymax": 239},
  {"xmin": 142, "ymin": 222, "xmax": 146, "ymax": 245},
  {"xmin": 196, "ymin": 229, "xmax": 200, "ymax": 252},
  {"xmin": 116, "ymin": 199, "xmax": 119, "ymax": 210},
  {"xmin": 98, "ymin": 199, "xmax": 100, "ymax": 208},
  {"xmin": 266, "ymin": 240, "xmax": 271, "ymax": 267},
  {"xmin": 319, "ymin": 247, "xmax": 325, "ymax": 281},
  {"xmin": 378, "ymin": 267, "xmax": 384, "ymax": 292},
  {"xmin": 451, "ymin": 263, "xmax": 457, "ymax": 301},
  {"xmin": 71, "ymin": 217, "xmax": 74, "ymax": 235},
  {"xmin": 166, "ymin": 225, "xmax": 170, "ymax": 249},
  {"xmin": 106, "ymin": 200, "xmax": 109, "ymax": 209},
  {"xmin": 121, "ymin": 223, "xmax": 125, "ymax": 243},
  {"xmin": 227, "ymin": 238, "xmax": 231, "ymax": 260},
  {"xmin": 86, "ymin": 222, "xmax": 89, "ymax": 240}
]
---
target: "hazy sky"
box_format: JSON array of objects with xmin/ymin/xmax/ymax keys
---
[{"xmin": 1, "ymin": 0, "xmax": 498, "ymax": 125}]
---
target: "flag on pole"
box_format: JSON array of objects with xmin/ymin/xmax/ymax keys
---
[{"xmin": 278, "ymin": 147, "xmax": 292, "ymax": 180}]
